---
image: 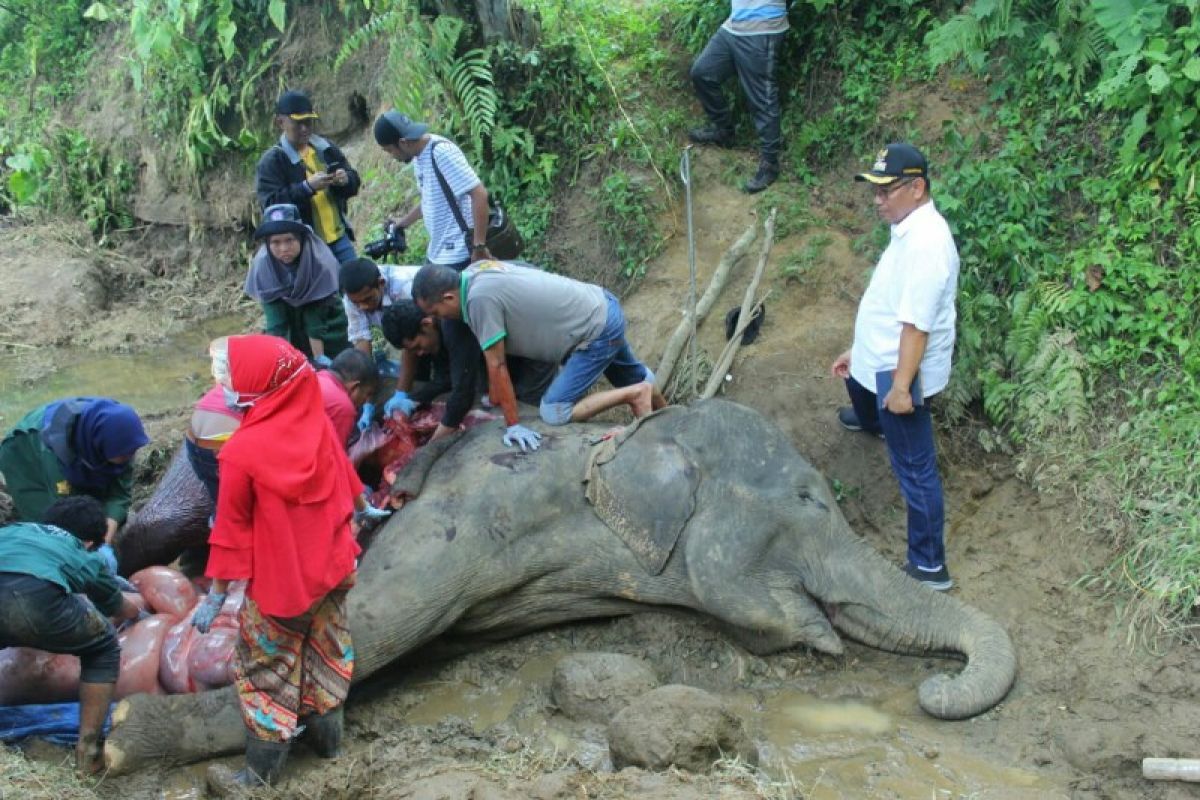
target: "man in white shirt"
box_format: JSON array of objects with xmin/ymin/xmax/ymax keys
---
[
  {"xmin": 830, "ymin": 142, "xmax": 960, "ymax": 591},
  {"xmin": 373, "ymin": 110, "xmax": 493, "ymax": 270},
  {"xmin": 338, "ymin": 257, "xmax": 423, "ymax": 428}
]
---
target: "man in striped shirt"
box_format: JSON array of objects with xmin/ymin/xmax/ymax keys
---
[
  {"xmin": 373, "ymin": 110, "xmax": 494, "ymax": 271},
  {"xmin": 688, "ymin": 0, "xmax": 789, "ymax": 193}
]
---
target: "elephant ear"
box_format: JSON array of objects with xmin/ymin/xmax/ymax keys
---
[{"xmin": 584, "ymin": 408, "xmax": 699, "ymax": 575}]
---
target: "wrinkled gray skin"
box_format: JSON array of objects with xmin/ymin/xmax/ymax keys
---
[
  {"xmin": 104, "ymin": 400, "xmax": 1016, "ymax": 774},
  {"xmin": 115, "ymin": 445, "xmax": 211, "ymax": 575}
]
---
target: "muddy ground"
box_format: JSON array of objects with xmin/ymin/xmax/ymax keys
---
[{"xmin": 1, "ymin": 148, "xmax": 1198, "ymax": 800}]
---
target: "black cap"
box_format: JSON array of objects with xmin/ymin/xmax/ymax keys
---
[
  {"xmin": 855, "ymin": 143, "xmax": 928, "ymax": 185},
  {"xmin": 373, "ymin": 110, "xmax": 429, "ymax": 145},
  {"xmin": 276, "ymin": 90, "xmax": 318, "ymax": 121},
  {"xmin": 253, "ymin": 203, "xmax": 309, "ymax": 240}
]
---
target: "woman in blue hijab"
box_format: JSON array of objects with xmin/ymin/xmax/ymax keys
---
[{"xmin": 0, "ymin": 397, "xmax": 150, "ymax": 541}]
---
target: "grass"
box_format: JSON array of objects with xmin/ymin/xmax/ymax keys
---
[{"xmin": 0, "ymin": 747, "xmax": 98, "ymax": 800}]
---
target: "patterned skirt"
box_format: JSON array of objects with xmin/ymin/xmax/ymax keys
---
[{"xmin": 233, "ymin": 572, "xmax": 356, "ymax": 742}]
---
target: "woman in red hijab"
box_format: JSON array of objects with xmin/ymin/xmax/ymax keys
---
[{"xmin": 194, "ymin": 335, "xmax": 385, "ymax": 791}]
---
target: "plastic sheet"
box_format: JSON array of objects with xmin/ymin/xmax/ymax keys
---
[{"xmin": 0, "ymin": 701, "xmax": 112, "ymax": 745}]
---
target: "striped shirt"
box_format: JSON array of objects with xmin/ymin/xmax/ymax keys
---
[
  {"xmin": 343, "ymin": 264, "xmax": 421, "ymax": 343},
  {"xmin": 413, "ymin": 136, "xmax": 482, "ymax": 266},
  {"xmin": 723, "ymin": 0, "xmax": 789, "ymax": 35}
]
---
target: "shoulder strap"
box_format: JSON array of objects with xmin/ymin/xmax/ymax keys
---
[{"xmin": 428, "ymin": 141, "xmax": 470, "ymax": 235}]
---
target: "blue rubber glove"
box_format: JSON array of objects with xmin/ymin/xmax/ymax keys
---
[
  {"xmin": 353, "ymin": 504, "xmax": 392, "ymax": 526},
  {"xmin": 356, "ymin": 402, "xmax": 375, "ymax": 432},
  {"xmin": 191, "ymin": 592, "xmax": 226, "ymax": 634},
  {"xmin": 503, "ymin": 423, "xmax": 542, "ymax": 452},
  {"xmin": 95, "ymin": 544, "xmax": 119, "ymax": 576},
  {"xmin": 313, "ymin": 353, "xmax": 333, "ymax": 369},
  {"xmin": 383, "ymin": 391, "xmax": 416, "ymax": 418},
  {"xmin": 115, "ymin": 575, "xmax": 138, "ymax": 593}
]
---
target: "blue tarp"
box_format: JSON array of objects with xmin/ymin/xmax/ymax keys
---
[{"xmin": 0, "ymin": 702, "xmax": 112, "ymax": 746}]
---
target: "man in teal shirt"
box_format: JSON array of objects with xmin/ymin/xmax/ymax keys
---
[{"xmin": 0, "ymin": 496, "xmax": 143, "ymax": 774}]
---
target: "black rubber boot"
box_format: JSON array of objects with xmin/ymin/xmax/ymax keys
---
[
  {"xmin": 304, "ymin": 706, "xmax": 343, "ymax": 758},
  {"xmin": 206, "ymin": 736, "xmax": 290, "ymax": 796},
  {"xmin": 687, "ymin": 125, "xmax": 734, "ymax": 147},
  {"xmin": 743, "ymin": 158, "xmax": 780, "ymax": 194}
]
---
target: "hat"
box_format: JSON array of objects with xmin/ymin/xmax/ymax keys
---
[
  {"xmin": 276, "ymin": 90, "xmax": 319, "ymax": 121},
  {"xmin": 253, "ymin": 204, "xmax": 309, "ymax": 240},
  {"xmin": 855, "ymin": 143, "xmax": 928, "ymax": 185},
  {"xmin": 373, "ymin": 110, "xmax": 429, "ymax": 145}
]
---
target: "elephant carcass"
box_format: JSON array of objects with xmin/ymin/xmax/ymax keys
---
[
  {"xmin": 104, "ymin": 400, "xmax": 1016, "ymax": 773},
  {"xmin": 115, "ymin": 444, "xmax": 212, "ymax": 575}
]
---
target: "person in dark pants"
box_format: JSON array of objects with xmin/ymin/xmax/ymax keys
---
[
  {"xmin": 830, "ymin": 143, "xmax": 960, "ymax": 591},
  {"xmin": 381, "ymin": 300, "xmax": 557, "ymax": 443},
  {"xmin": 0, "ymin": 497, "xmax": 144, "ymax": 773},
  {"xmin": 255, "ymin": 90, "xmax": 361, "ymax": 264},
  {"xmin": 688, "ymin": 0, "xmax": 789, "ymax": 194}
]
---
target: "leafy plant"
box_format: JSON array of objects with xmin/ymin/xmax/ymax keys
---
[{"xmin": 595, "ymin": 169, "xmax": 661, "ymax": 278}]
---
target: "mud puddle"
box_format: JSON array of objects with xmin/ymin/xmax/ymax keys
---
[
  {"xmin": 376, "ymin": 648, "xmax": 1064, "ymax": 798},
  {"xmin": 0, "ymin": 315, "xmax": 243, "ymax": 428}
]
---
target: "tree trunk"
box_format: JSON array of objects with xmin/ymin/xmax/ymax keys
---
[{"xmin": 426, "ymin": 0, "xmax": 540, "ymax": 46}]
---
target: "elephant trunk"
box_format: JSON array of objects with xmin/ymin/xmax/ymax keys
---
[{"xmin": 811, "ymin": 532, "xmax": 1016, "ymax": 720}]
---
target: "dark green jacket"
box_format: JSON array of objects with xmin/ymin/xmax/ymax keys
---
[
  {"xmin": 0, "ymin": 522, "xmax": 124, "ymax": 616},
  {"xmin": 0, "ymin": 404, "xmax": 134, "ymax": 524},
  {"xmin": 262, "ymin": 294, "xmax": 351, "ymax": 359}
]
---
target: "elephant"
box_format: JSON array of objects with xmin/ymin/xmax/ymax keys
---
[{"xmin": 103, "ymin": 399, "xmax": 1016, "ymax": 774}]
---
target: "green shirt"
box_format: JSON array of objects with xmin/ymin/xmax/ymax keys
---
[
  {"xmin": 0, "ymin": 522, "xmax": 124, "ymax": 616},
  {"xmin": 261, "ymin": 295, "xmax": 351, "ymax": 357},
  {"xmin": 0, "ymin": 404, "xmax": 134, "ymax": 524}
]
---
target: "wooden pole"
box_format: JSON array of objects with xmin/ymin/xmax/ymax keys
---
[
  {"xmin": 1143, "ymin": 758, "xmax": 1200, "ymax": 782},
  {"xmin": 655, "ymin": 222, "xmax": 758, "ymax": 389},
  {"xmin": 700, "ymin": 208, "xmax": 777, "ymax": 399}
]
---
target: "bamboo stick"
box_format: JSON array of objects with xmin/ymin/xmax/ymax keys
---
[
  {"xmin": 655, "ymin": 222, "xmax": 758, "ymax": 389},
  {"xmin": 700, "ymin": 208, "xmax": 777, "ymax": 399},
  {"xmin": 1143, "ymin": 758, "xmax": 1200, "ymax": 782}
]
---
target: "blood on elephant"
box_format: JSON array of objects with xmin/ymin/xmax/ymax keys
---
[{"xmin": 130, "ymin": 566, "xmax": 199, "ymax": 617}]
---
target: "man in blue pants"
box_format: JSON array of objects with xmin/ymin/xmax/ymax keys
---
[
  {"xmin": 688, "ymin": 0, "xmax": 789, "ymax": 193},
  {"xmin": 831, "ymin": 143, "xmax": 960, "ymax": 591}
]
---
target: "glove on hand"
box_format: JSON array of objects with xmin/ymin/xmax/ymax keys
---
[
  {"xmin": 313, "ymin": 353, "xmax": 333, "ymax": 369},
  {"xmin": 118, "ymin": 608, "xmax": 151, "ymax": 632},
  {"xmin": 384, "ymin": 392, "xmax": 416, "ymax": 418},
  {"xmin": 95, "ymin": 544, "xmax": 119, "ymax": 576},
  {"xmin": 353, "ymin": 504, "xmax": 392, "ymax": 526},
  {"xmin": 503, "ymin": 423, "xmax": 542, "ymax": 452},
  {"xmin": 191, "ymin": 592, "xmax": 226, "ymax": 634},
  {"xmin": 356, "ymin": 402, "xmax": 375, "ymax": 432}
]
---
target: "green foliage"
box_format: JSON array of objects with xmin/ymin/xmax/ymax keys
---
[
  {"xmin": 126, "ymin": 0, "xmax": 288, "ymax": 179},
  {"xmin": 595, "ymin": 170, "xmax": 661, "ymax": 278},
  {"xmin": 778, "ymin": 233, "xmax": 831, "ymax": 285},
  {"xmin": 1, "ymin": 127, "xmax": 133, "ymax": 235},
  {"xmin": 927, "ymin": 0, "xmax": 1200, "ymax": 629}
]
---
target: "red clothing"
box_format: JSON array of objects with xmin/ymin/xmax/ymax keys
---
[
  {"xmin": 207, "ymin": 335, "xmax": 360, "ymax": 618},
  {"xmin": 194, "ymin": 385, "xmax": 244, "ymax": 421},
  {"xmin": 316, "ymin": 369, "xmax": 356, "ymax": 447}
]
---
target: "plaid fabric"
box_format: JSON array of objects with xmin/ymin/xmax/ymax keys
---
[{"xmin": 233, "ymin": 572, "xmax": 356, "ymax": 741}]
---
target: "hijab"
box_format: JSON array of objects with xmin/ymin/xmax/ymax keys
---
[
  {"xmin": 216, "ymin": 335, "xmax": 344, "ymax": 503},
  {"xmin": 244, "ymin": 228, "xmax": 340, "ymax": 307},
  {"xmin": 41, "ymin": 398, "xmax": 149, "ymax": 490}
]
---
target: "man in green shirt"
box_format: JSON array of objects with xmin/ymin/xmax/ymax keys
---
[{"xmin": 0, "ymin": 497, "xmax": 143, "ymax": 774}]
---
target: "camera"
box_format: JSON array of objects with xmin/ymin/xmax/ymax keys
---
[{"xmin": 363, "ymin": 221, "xmax": 407, "ymax": 260}]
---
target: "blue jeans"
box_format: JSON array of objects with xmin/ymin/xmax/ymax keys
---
[
  {"xmin": 328, "ymin": 234, "xmax": 358, "ymax": 264},
  {"xmin": 540, "ymin": 292, "xmax": 652, "ymax": 425},
  {"xmin": 0, "ymin": 573, "xmax": 121, "ymax": 683},
  {"xmin": 845, "ymin": 376, "xmax": 946, "ymax": 571}
]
